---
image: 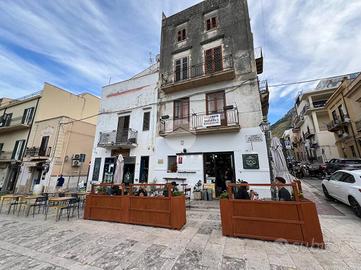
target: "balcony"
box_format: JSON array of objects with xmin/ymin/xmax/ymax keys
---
[
  {"xmin": 160, "ymin": 55, "xmax": 235, "ymax": 93},
  {"xmin": 258, "ymin": 80, "xmax": 269, "ymax": 117},
  {"xmin": 98, "ymin": 129, "xmax": 138, "ymax": 149},
  {"xmin": 25, "ymin": 147, "xmax": 51, "ymax": 159},
  {"xmin": 0, "ymin": 151, "xmax": 13, "ymax": 162},
  {"xmin": 327, "ymin": 120, "xmax": 342, "ymax": 132},
  {"xmin": 304, "ymin": 130, "xmax": 315, "ymax": 139},
  {"xmin": 160, "ymin": 108, "xmax": 240, "ymax": 136},
  {"xmin": 312, "ymin": 100, "xmax": 327, "ymax": 109},
  {"xmin": 255, "ymin": 47, "xmax": 263, "ymax": 74},
  {"xmin": 293, "ymin": 115, "xmax": 304, "ymax": 128},
  {"xmin": 0, "ymin": 116, "xmax": 32, "ymax": 134},
  {"xmin": 356, "ymin": 119, "xmax": 361, "ymax": 132}
]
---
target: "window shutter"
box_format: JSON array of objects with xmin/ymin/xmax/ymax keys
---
[
  {"xmin": 175, "ymin": 59, "xmax": 181, "ymax": 82},
  {"xmin": 212, "ymin": 17, "xmax": 217, "ymax": 28},
  {"xmin": 182, "ymin": 29, "xmax": 186, "ymax": 40},
  {"xmin": 206, "ymin": 19, "xmax": 211, "ymax": 30},
  {"xmin": 182, "ymin": 57, "xmax": 188, "ymax": 80},
  {"xmin": 21, "ymin": 109, "xmax": 27, "ymax": 124}
]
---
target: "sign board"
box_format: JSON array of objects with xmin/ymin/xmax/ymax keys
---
[
  {"xmin": 203, "ymin": 114, "xmax": 221, "ymax": 127},
  {"xmin": 246, "ymin": 134, "xmax": 263, "ymax": 143},
  {"xmin": 242, "ymin": 154, "xmax": 260, "ymax": 169}
]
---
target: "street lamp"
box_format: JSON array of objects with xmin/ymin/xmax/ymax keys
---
[{"xmin": 259, "ymin": 119, "xmax": 273, "ymax": 182}]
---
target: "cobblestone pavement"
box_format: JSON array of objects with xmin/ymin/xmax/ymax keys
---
[{"xmin": 0, "ymin": 182, "xmax": 360, "ymax": 270}]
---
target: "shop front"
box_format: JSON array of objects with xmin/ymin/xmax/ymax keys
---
[{"xmin": 203, "ymin": 152, "xmax": 235, "ymax": 196}]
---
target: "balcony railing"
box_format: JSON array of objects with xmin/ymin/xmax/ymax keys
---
[
  {"xmin": 160, "ymin": 108, "xmax": 240, "ymax": 136},
  {"xmin": 25, "ymin": 147, "xmax": 51, "ymax": 158},
  {"xmin": 98, "ymin": 129, "xmax": 138, "ymax": 148},
  {"xmin": 312, "ymin": 100, "xmax": 327, "ymax": 108},
  {"xmin": 160, "ymin": 55, "xmax": 234, "ymax": 92},
  {"xmin": 356, "ymin": 120, "xmax": 361, "ymax": 132},
  {"xmin": 0, "ymin": 151, "xmax": 12, "ymax": 161},
  {"xmin": 327, "ymin": 119, "xmax": 342, "ymax": 132},
  {"xmin": 0, "ymin": 116, "xmax": 32, "ymax": 134},
  {"xmin": 304, "ymin": 130, "xmax": 315, "ymax": 139}
]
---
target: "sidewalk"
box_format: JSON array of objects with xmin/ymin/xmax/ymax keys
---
[{"xmin": 0, "ymin": 182, "xmax": 360, "ymax": 270}]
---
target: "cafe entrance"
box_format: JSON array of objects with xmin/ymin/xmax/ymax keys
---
[{"xmin": 203, "ymin": 152, "xmax": 235, "ymax": 196}]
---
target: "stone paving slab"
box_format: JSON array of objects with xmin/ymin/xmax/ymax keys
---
[{"xmin": 0, "ymin": 182, "xmax": 360, "ymax": 270}]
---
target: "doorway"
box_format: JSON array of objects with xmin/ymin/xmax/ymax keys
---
[
  {"xmin": 117, "ymin": 115, "xmax": 130, "ymax": 143},
  {"xmin": 203, "ymin": 152, "xmax": 235, "ymax": 196},
  {"xmin": 139, "ymin": 156, "xmax": 149, "ymax": 183}
]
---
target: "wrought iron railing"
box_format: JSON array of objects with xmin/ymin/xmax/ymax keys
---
[
  {"xmin": 25, "ymin": 147, "xmax": 51, "ymax": 157},
  {"xmin": 160, "ymin": 108, "xmax": 239, "ymax": 134},
  {"xmin": 161, "ymin": 55, "xmax": 234, "ymax": 87},
  {"xmin": 98, "ymin": 129, "xmax": 138, "ymax": 147},
  {"xmin": 0, "ymin": 151, "xmax": 12, "ymax": 160},
  {"xmin": 312, "ymin": 100, "xmax": 327, "ymax": 108},
  {"xmin": 0, "ymin": 116, "xmax": 32, "ymax": 128}
]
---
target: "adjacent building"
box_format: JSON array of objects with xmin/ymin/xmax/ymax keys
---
[
  {"xmin": 325, "ymin": 73, "xmax": 361, "ymax": 158},
  {"xmin": 0, "ymin": 83, "xmax": 100, "ymax": 193},
  {"xmin": 291, "ymin": 74, "xmax": 359, "ymax": 163},
  {"xmin": 88, "ymin": 64, "xmax": 159, "ymax": 184}
]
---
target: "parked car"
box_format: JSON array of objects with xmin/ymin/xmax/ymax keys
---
[
  {"xmin": 322, "ymin": 170, "xmax": 361, "ymax": 218},
  {"xmin": 325, "ymin": 158, "xmax": 361, "ymax": 174}
]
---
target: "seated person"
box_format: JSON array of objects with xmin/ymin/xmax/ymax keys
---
[
  {"xmin": 274, "ymin": 176, "xmax": 292, "ymax": 201},
  {"xmin": 163, "ymin": 181, "xmax": 178, "ymax": 197},
  {"xmin": 137, "ymin": 187, "xmax": 147, "ymax": 197},
  {"xmin": 235, "ymin": 181, "xmax": 250, "ymax": 199}
]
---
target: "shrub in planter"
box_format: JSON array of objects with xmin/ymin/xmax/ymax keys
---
[
  {"xmin": 96, "ymin": 186, "xmax": 107, "ymax": 195},
  {"xmin": 172, "ymin": 191, "xmax": 184, "ymax": 196},
  {"xmin": 219, "ymin": 191, "xmax": 229, "ymax": 199}
]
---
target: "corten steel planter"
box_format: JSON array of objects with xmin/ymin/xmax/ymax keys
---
[
  {"xmin": 84, "ymin": 183, "xmax": 186, "ymax": 230},
  {"xmin": 220, "ymin": 181, "xmax": 324, "ymax": 248}
]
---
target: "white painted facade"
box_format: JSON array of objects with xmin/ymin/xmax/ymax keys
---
[{"xmin": 88, "ymin": 65, "xmax": 159, "ymax": 185}]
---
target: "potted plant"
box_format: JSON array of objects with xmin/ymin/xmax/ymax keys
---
[
  {"xmin": 193, "ymin": 180, "xmax": 202, "ymax": 200},
  {"xmin": 96, "ymin": 186, "xmax": 107, "ymax": 195}
]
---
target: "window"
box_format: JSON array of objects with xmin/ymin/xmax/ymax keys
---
[
  {"xmin": 177, "ymin": 28, "xmax": 186, "ymax": 42},
  {"xmin": 22, "ymin": 107, "xmax": 34, "ymax": 125},
  {"xmin": 0, "ymin": 113, "xmax": 12, "ymax": 127},
  {"xmin": 340, "ymin": 173, "xmax": 355, "ymax": 184},
  {"xmin": 0, "ymin": 143, "xmax": 3, "ymax": 153},
  {"xmin": 92, "ymin": 157, "xmax": 102, "ymax": 181},
  {"xmin": 330, "ymin": 171, "xmax": 343, "ymax": 181},
  {"xmin": 338, "ymin": 105, "xmax": 345, "ymax": 122},
  {"xmin": 175, "ymin": 57, "xmax": 188, "ymax": 82},
  {"xmin": 205, "ymin": 46, "xmax": 223, "ymax": 74},
  {"xmin": 206, "ymin": 16, "xmax": 217, "ymax": 31},
  {"xmin": 143, "ymin": 112, "xmax": 150, "ymax": 131},
  {"xmin": 11, "ymin": 139, "xmax": 25, "ymax": 160},
  {"xmin": 174, "ymin": 98, "xmax": 189, "ymax": 130},
  {"xmin": 167, "ymin": 156, "xmax": 177, "ymax": 173},
  {"xmin": 39, "ymin": 136, "xmax": 49, "ymax": 156},
  {"xmin": 332, "ymin": 110, "xmax": 338, "ymax": 122}
]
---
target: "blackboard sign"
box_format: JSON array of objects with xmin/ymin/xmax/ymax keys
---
[{"xmin": 242, "ymin": 154, "xmax": 259, "ymax": 169}]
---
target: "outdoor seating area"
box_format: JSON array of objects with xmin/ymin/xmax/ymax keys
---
[
  {"xmin": 84, "ymin": 183, "xmax": 186, "ymax": 230},
  {"xmin": 220, "ymin": 180, "xmax": 325, "ymax": 248},
  {"xmin": 0, "ymin": 191, "xmax": 86, "ymax": 221}
]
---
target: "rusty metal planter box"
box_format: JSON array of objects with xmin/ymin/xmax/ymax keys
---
[
  {"xmin": 84, "ymin": 194, "xmax": 186, "ymax": 230},
  {"xmin": 220, "ymin": 198, "xmax": 324, "ymax": 248}
]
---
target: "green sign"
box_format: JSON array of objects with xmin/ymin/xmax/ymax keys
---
[{"xmin": 242, "ymin": 154, "xmax": 259, "ymax": 169}]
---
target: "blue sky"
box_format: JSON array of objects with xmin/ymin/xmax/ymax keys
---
[{"xmin": 0, "ymin": 0, "xmax": 360, "ymax": 123}]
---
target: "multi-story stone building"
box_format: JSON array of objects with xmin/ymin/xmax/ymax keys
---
[
  {"xmin": 291, "ymin": 74, "xmax": 358, "ymax": 162},
  {"xmin": 326, "ymin": 73, "xmax": 361, "ymax": 158},
  {"xmin": 0, "ymin": 83, "xmax": 100, "ymax": 193},
  {"xmin": 155, "ymin": 0, "xmax": 269, "ymax": 195}
]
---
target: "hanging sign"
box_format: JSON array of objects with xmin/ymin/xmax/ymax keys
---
[
  {"xmin": 203, "ymin": 114, "xmax": 221, "ymax": 127},
  {"xmin": 242, "ymin": 154, "xmax": 260, "ymax": 169}
]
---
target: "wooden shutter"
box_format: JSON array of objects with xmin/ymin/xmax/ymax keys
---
[
  {"xmin": 182, "ymin": 57, "xmax": 188, "ymax": 80},
  {"xmin": 175, "ymin": 59, "xmax": 181, "ymax": 82}
]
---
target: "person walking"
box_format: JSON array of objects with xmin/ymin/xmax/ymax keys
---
[{"xmin": 56, "ymin": 174, "xmax": 65, "ymax": 191}]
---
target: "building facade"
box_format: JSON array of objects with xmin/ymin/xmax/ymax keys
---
[
  {"xmin": 326, "ymin": 74, "xmax": 361, "ymax": 158},
  {"xmin": 0, "ymin": 83, "xmax": 100, "ymax": 193},
  {"xmin": 88, "ymin": 64, "xmax": 159, "ymax": 185},
  {"xmin": 154, "ymin": 0, "xmax": 270, "ymax": 195},
  {"xmin": 291, "ymin": 78, "xmax": 344, "ymax": 163}
]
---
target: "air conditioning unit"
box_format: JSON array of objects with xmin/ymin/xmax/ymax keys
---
[
  {"xmin": 72, "ymin": 154, "xmax": 80, "ymax": 160},
  {"xmin": 72, "ymin": 159, "xmax": 82, "ymax": 167}
]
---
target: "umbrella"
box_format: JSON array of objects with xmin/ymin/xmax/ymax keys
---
[
  {"xmin": 270, "ymin": 137, "xmax": 294, "ymax": 183},
  {"xmin": 113, "ymin": 154, "xmax": 124, "ymax": 184}
]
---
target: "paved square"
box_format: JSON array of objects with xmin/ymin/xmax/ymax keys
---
[{"xmin": 0, "ymin": 182, "xmax": 360, "ymax": 270}]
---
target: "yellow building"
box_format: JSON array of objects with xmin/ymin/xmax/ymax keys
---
[
  {"xmin": 0, "ymin": 83, "xmax": 100, "ymax": 193},
  {"xmin": 326, "ymin": 74, "xmax": 361, "ymax": 158}
]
